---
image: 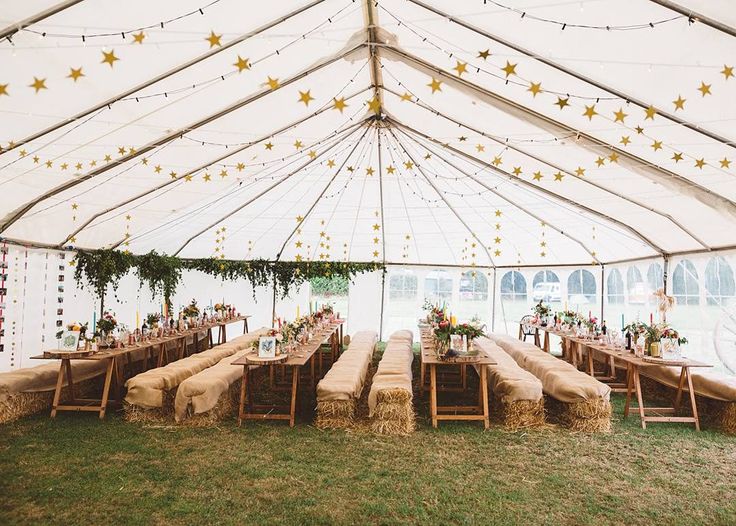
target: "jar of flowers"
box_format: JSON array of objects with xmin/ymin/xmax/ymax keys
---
[{"xmin": 96, "ymin": 312, "xmax": 118, "ymax": 347}]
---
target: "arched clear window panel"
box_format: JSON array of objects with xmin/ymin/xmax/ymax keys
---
[
  {"xmin": 459, "ymin": 271, "xmax": 488, "ymax": 302},
  {"xmin": 388, "ymin": 270, "xmax": 417, "ymax": 301},
  {"xmin": 673, "ymin": 260, "xmax": 700, "ymax": 306},
  {"xmin": 705, "ymin": 257, "xmax": 735, "ymax": 306},
  {"xmin": 607, "ymin": 269, "xmax": 624, "ymax": 304},
  {"xmin": 500, "ymin": 271, "xmax": 527, "ymax": 301},
  {"xmin": 568, "ymin": 269, "xmax": 597, "ymax": 303}
]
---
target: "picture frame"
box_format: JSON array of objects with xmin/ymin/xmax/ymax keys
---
[
  {"xmin": 258, "ymin": 336, "xmax": 277, "ymax": 358},
  {"xmin": 450, "ymin": 334, "xmax": 467, "ymax": 354},
  {"xmin": 58, "ymin": 330, "xmax": 80, "ymax": 351}
]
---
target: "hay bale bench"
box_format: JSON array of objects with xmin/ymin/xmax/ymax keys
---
[
  {"xmin": 0, "ymin": 361, "xmax": 108, "ymax": 424},
  {"xmin": 315, "ymin": 330, "xmax": 377, "ymax": 429},
  {"xmin": 487, "ymin": 333, "xmax": 611, "ymax": 432},
  {"xmin": 124, "ymin": 329, "xmax": 266, "ymax": 423},
  {"xmin": 473, "ymin": 337, "xmax": 545, "ymax": 430},
  {"xmin": 368, "ymin": 331, "xmax": 415, "ymax": 435},
  {"xmin": 638, "ymin": 366, "xmax": 736, "ymax": 434}
]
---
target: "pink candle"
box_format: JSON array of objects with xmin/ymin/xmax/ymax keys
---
[{"xmin": 650, "ymin": 312, "xmax": 653, "ymax": 325}]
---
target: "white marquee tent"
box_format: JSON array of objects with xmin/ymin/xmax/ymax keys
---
[{"xmin": 1, "ymin": 0, "xmax": 736, "ymax": 371}]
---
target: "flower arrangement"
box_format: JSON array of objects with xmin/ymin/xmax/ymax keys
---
[
  {"xmin": 558, "ymin": 310, "xmax": 579, "ymax": 324},
  {"xmin": 645, "ymin": 323, "xmax": 688, "ymax": 346},
  {"xmin": 533, "ymin": 301, "xmax": 552, "ymax": 317},
  {"xmin": 96, "ymin": 312, "xmax": 118, "ymax": 334},
  {"xmin": 56, "ymin": 322, "xmax": 89, "ymax": 340},
  {"xmin": 582, "ymin": 315, "xmax": 599, "ymax": 331},
  {"xmin": 145, "ymin": 312, "xmax": 161, "ymax": 328},
  {"xmin": 182, "ymin": 299, "xmax": 200, "ymax": 318}
]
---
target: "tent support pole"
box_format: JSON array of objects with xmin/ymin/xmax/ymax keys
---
[
  {"xmin": 379, "ymin": 268, "xmax": 386, "ymax": 340},
  {"xmin": 600, "ymin": 265, "xmax": 605, "ymax": 326},
  {"xmin": 271, "ymin": 278, "xmax": 277, "ymax": 329},
  {"xmin": 491, "ymin": 268, "xmax": 497, "ymax": 332},
  {"xmin": 647, "ymin": 0, "xmax": 736, "ymax": 39}
]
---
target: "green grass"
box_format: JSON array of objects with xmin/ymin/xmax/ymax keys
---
[{"xmin": 2, "ymin": 353, "xmax": 736, "ymax": 525}]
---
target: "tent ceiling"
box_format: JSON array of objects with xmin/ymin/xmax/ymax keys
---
[{"xmin": 1, "ymin": 0, "xmax": 735, "ymax": 267}]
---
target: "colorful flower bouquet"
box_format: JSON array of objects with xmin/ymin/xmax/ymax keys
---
[
  {"xmin": 145, "ymin": 312, "xmax": 161, "ymax": 328},
  {"xmin": 182, "ymin": 299, "xmax": 200, "ymax": 320}
]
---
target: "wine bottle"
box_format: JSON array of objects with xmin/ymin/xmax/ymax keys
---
[
  {"xmin": 625, "ymin": 329, "xmax": 632, "ymax": 350},
  {"xmin": 601, "ymin": 321, "xmax": 607, "ymax": 335}
]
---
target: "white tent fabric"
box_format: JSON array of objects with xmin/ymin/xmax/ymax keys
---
[{"xmin": 1, "ymin": 0, "xmax": 735, "ymax": 267}]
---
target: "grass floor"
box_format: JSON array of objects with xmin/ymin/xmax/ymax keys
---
[{"xmin": 2, "ymin": 350, "xmax": 736, "ymax": 525}]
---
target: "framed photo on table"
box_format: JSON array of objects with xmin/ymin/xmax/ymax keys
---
[
  {"xmin": 59, "ymin": 330, "xmax": 80, "ymax": 351},
  {"xmin": 258, "ymin": 336, "xmax": 276, "ymax": 358}
]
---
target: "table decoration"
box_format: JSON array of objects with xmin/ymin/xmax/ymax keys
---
[{"xmin": 96, "ymin": 311, "xmax": 118, "ymax": 348}]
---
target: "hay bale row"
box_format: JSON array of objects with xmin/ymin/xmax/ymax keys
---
[
  {"xmin": 368, "ymin": 331, "xmax": 415, "ymax": 436},
  {"xmin": 315, "ymin": 331, "xmax": 377, "ymax": 430},
  {"xmin": 487, "ymin": 333, "xmax": 612, "ymax": 432}
]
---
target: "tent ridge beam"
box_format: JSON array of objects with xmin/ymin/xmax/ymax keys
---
[
  {"xmin": 386, "ymin": 126, "xmax": 498, "ymax": 268},
  {"xmin": 0, "ymin": 0, "xmax": 329, "ymax": 155},
  {"xmin": 56, "ymin": 90, "xmax": 370, "ymax": 247},
  {"xmin": 0, "ymin": 43, "xmax": 365, "ymax": 236},
  {"xmin": 382, "ymin": 45, "xmax": 736, "ymax": 217},
  {"xmin": 390, "ymin": 117, "xmax": 664, "ymax": 257},
  {"xmin": 392, "ymin": 122, "xmax": 607, "ymax": 264},
  {"xmin": 383, "ymin": 86, "xmax": 709, "ymax": 250},
  {"xmin": 404, "ymin": 0, "xmax": 736, "ymax": 150}
]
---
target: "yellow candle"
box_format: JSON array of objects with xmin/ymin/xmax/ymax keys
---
[
  {"xmin": 136, "ymin": 310, "xmax": 140, "ymax": 329},
  {"xmin": 451, "ymin": 315, "xmax": 457, "ymax": 326},
  {"xmin": 296, "ymin": 305, "xmax": 300, "ymax": 319}
]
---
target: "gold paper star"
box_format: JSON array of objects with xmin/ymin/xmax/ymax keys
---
[
  {"xmin": 582, "ymin": 104, "xmax": 597, "ymax": 120},
  {"xmin": 184, "ymin": 174, "xmax": 193, "ymax": 182},
  {"xmin": 673, "ymin": 95, "xmax": 686, "ymax": 110},
  {"xmin": 651, "ymin": 140, "xmax": 663, "ymax": 151},
  {"xmin": 236, "ymin": 162, "xmax": 245, "ymax": 171},
  {"xmin": 620, "ymin": 136, "xmax": 631, "ymax": 146},
  {"xmin": 501, "ymin": 61, "xmax": 517, "ymax": 77},
  {"xmin": 234, "ymin": 55, "xmax": 250, "ymax": 72},
  {"xmin": 720, "ymin": 158, "xmax": 731, "ymax": 169},
  {"xmin": 298, "ymin": 90, "xmax": 315, "ymax": 106},
  {"xmin": 296, "ymin": 215, "xmax": 304, "ymax": 222},
  {"xmin": 71, "ymin": 203, "xmax": 78, "ymax": 210},
  {"xmin": 671, "ymin": 152, "xmax": 683, "ymax": 162},
  {"xmin": 494, "ymin": 210, "xmax": 502, "ymax": 217},
  {"xmin": 458, "ymin": 136, "xmax": 467, "ymax": 142},
  {"xmin": 154, "ymin": 164, "xmax": 162, "ymax": 173},
  {"xmin": 595, "ymin": 156, "xmax": 606, "ymax": 167},
  {"xmin": 494, "ymin": 237, "xmax": 501, "ymax": 244},
  {"xmin": 61, "ymin": 162, "xmax": 68, "ymax": 170},
  {"xmin": 203, "ymin": 173, "xmax": 211, "ymax": 182},
  {"xmin": 266, "ymin": 77, "xmax": 280, "ymax": 90},
  {"xmin": 555, "ymin": 97, "xmax": 569, "ymax": 110},
  {"xmin": 635, "ymin": 125, "xmax": 645, "ymax": 134},
  {"xmin": 75, "ymin": 162, "xmax": 82, "ymax": 170},
  {"xmin": 453, "ymin": 61, "xmax": 468, "ymax": 76},
  {"xmin": 366, "ymin": 166, "xmax": 375, "ymax": 176},
  {"xmin": 475, "ymin": 144, "xmax": 485, "ymax": 152},
  {"xmin": 492, "ymin": 156, "xmax": 502, "ymax": 166},
  {"xmin": 400, "ymin": 92, "xmax": 412, "ymax": 102},
  {"xmin": 293, "ymin": 140, "xmax": 303, "ymax": 150},
  {"xmin": 205, "ymin": 30, "xmax": 222, "ymax": 48},
  {"xmin": 403, "ymin": 161, "xmax": 414, "ymax": 170},
  {"xmin": 19, "ymin": 149, "xmax": 26, "ymax": 157},
  {"xmin": 118, "ymin": 146, "xmax": 126, "ymax": 155},
  {"xmin": 306, "ymin": 150, "xmax": 316, "ymax": 159},
  {"xmin": 169, "ymin": 171, "xmax": 177, "ymax": 179},
  {"xmin": 0, "ymin": 84, "xmax": 7, "ymax": 96},
  {"xmin": 613, "ymin": 108, "xmax": 628, "ymax": 123},
  {"xmin": 386, "ymin": 165, "xmax": 395, "ymax": 174},
  {"xmin": 528, "ymin": 82, "xmax": 542, "ymax": 97},
  {"xmin": 265, "ymin": 142, "xmax": 274, "ymax": 150},
  {"xmin": 553, "ymin": 171, "xmax": 564, "ymax": 182},
  {"xmin": 132, "ymin": 31, "xmax": 145, "ymax": 44},
  {"xmin": 494, "ymin": 249, "xmax": 501, "ymax": 257},
  {"xmin": 29, "ymin": 77, "xmax": 47, "ymax": 93},
  {"xmin": 101, "ymin": 50, "xmax": 119, "ymax": 67},
  {"xmin": 609, "ymin": 152, "xmax": 619, "ymax": 163},
  {"xmin": 67, "ymin": 67, "xmax": 84, "ymax": 82},
  {"xmin": 427, "ymin": 78, "xmax": 442, "ymax": 93},
  {"xmin": 373, "ymin": 251, "xmax": 379, "ymax": 258},
  {"xmin": 372, "ymin": 223, "xmax": 380, "ymax": 231},
  {"xmin": 532, "ymin": 171, "xmax": 543, "ymax": 181},
  {"xmin": 141, "ymin": 157, "xmax": 148, "ymax": 165},
  {"xmin": 32, "ymin": 155, "xmax": 39, "ymax": 163},
  {"xmin": 477, "ymin": 49, "xmax": 490, "ymax": 60},
  {"xmin": 697, "ymin": 81, "xmax": 711, "ymax": 96},
  {"xmin": 367, "ymin": 97, "xmax": 381, "ymax": 113},
  {"xmin": 327, "ymin": 159, "xmax": 336, "ymax": 168},
  {"xmin": 89, "ymin": 160, "xmax": 97, "ymax": 167},
  {"xmin": 575, "ymin": 167, "xmax": 585, "ymax": 176},
  {"xmin": 45, "ymin": 160, "xmax": 52, "ymax": 168},
  {"xmin": 722, "ymin": 65, "xmax": 734, "ymax": 80},
  {"xmin": 512, "ymin": 166, "xmax": 522, "ymax": 176},
  {"xmin": 332, "ymin": 97, "xmax": 347, "ymax": 112},
  {"xmin": 694, "ymin": 158, "xmax": 706, "ymax": 169},
  {"xmin": 219, "ymin": 169, "xmax": 228, "ymax": 178},
  {"xmin": 644, "ymin": 106, "xmax": 657, "ymax": 120}
]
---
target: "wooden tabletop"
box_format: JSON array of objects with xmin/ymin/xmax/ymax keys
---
[
  {"xmin": 574, "ymin": 339, "xmax": 711, "ymax": 369},
  {"xmin": 232, "ymin": 320, "xmax": 343, "ymax": 368},
  {"xmin": 31, "ymin": 315, "xmax": 250, "ymax": 361},
  {"xmin": 419, "ymin": 329, "xmax": 497, "ymax": 366}
]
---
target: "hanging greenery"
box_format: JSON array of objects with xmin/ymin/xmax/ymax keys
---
[{"xmin": 72, "ymin": 249, "xmax": 383, "ymax": 305}]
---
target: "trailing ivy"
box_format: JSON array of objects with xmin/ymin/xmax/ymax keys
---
[{"xmin": 72, "ymin": 249, "xmax": 383, "ymax": 306}]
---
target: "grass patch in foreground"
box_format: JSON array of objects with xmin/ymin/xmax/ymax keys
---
[{"xmin": 1, "ymin": 346, "xmax": 736, "ymax": 525}]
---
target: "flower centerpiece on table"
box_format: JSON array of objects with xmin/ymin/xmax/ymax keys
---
[
  {"xmin": 251, "ymin": 328, "xmax": 285, "ymax": 354},
  {"xmin": 145, "ymin": 312, "xmax": 161, "ymax": 329},
  {"xmin": 96, "ymin": 312, "xmax": 118, "ymax": 346},
  {"xmin": 559, "ymin": 309, "xmax": 578, "ymax": 326},
  {"xmin": 582, "ymin": 315, "xmax": 599, "ymax": 334},
  {"xmin": 532, "ymin": 301, "xmax": 552, "ymax": 325},
  {"xmin": 643, "ymin": 322, "xmax": 688, "ymax": 358},
  {"xmin": 182, "ymin": 299, "xmax": 200, "ymax": 322}
]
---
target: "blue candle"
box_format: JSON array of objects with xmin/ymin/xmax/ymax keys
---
[
  {"xmin": 621, "ymin": 313, "xmax": 624, "ymax": 330},
  {"xmin": 92, "ymin": 311, "xmax": 96, "ymax": 333}
]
